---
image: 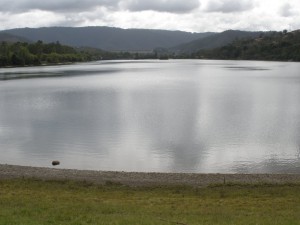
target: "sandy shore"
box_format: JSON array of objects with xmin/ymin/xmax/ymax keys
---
[{"xmin": 1, "ymin": 164, "xmax": 300, "ymax": 187}]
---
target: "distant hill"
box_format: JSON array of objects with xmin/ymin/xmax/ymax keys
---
[
  {"xmin": 0, "ymin": 32, "xmax": 30, "ymax": 43},
  {"xmin": 171, "ymin": 30, "xmax": 263, "ymax": 53},
  {"xmin": 2, "ymin": 26, "xmax": 214, "ymax": 51},
  {"xmin": 194, "ymin": 30, "xmax": 300, "ymax": 61}
]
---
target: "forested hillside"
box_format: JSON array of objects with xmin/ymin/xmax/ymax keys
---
[
  {"xmin": 3, "ymin": 27, "xmax": 213, "ymax": 51},
  {"xmin": 0, "ymin": 40, "xmax": 160, "ymax": 67},
  {"xmin": 0, "ymin": 41, "xmax": 102, "ymax": 67},
  {"xmin": 194, "ymin": 30, "xmax": 300, "ymax": 61},
  {"xmin": 2, "ymin": 30, "xmax": 300, "ymax": 67},
  {"xmin": 171, "ymin": 30, "xmax": 263, "ymax": 53},
  {"xmin": 0, "ymin": 33, "xmax": 29, "ymax": 43}
]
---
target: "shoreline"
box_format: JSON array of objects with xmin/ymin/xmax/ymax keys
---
[{"xmin": 1, "ymin": 164, "xmax": 300, "ymax": 187}]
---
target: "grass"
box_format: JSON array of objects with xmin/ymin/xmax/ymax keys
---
[{"xmin": 0, "ymin": 179, "xmax": 300, "ymax": 225}]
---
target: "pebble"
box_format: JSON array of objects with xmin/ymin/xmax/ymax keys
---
[{"xmin": 52, "ymin": 161, "xmax": 60, "ymax": 166}]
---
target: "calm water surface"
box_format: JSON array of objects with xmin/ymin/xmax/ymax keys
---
[{"xmin": 0, "ymin": 60, "xmax": 300, "ymax": 173}]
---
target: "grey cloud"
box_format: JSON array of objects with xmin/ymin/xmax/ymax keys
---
[
  {"xmin": 123, "ymin": 0, "xmax": 200, "ymax": 13},
  {"xmin": 0, "ymin": 0, "xmax": 120, "ymax": 13},
  {"xmin": 279, "ymin": 3, "xmax": 293, "ymax": 17},
  {"xmin": 205, "ymin": 0, "xmax": 254, "ymax": 13}
]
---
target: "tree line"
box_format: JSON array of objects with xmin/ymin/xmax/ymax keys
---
[
  {"xmin": 0, "ymin": 41, "xmax": 158, "ymax": 67},
  {"xmin": 0, "ymin": 41, "xmax": 96, "ymax": 67}
]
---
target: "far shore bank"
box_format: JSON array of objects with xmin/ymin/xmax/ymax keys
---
[{"xmin": 1, "ymin": 164, "xmax": 300, "ymax": 187}]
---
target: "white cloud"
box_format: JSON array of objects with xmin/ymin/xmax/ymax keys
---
[{"xmin": 0, "ymin": 10, "xmax": 65, "ymax": 29}]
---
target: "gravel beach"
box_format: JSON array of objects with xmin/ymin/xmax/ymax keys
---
[{"xmin": 1, "ymin": 164, "xmax": 300, "ymax": 187}]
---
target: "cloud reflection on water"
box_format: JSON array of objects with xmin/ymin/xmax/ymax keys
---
[{"xmin": 0, "ymin": 60, "xmax": 300, "ymax": 173}]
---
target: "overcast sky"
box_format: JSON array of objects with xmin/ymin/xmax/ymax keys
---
[{"xmin": 1, "ymin": 0, "xmax": 299, "ymax": 32}]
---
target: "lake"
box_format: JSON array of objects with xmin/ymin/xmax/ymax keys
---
[{"xmin": 0, "ymin": 60, "xmax": 300, "ymax": 173}]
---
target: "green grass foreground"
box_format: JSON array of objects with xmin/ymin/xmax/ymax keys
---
[{"xmin": 1, "ymin": 179, "xmax": 300, "ymax": 225}]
